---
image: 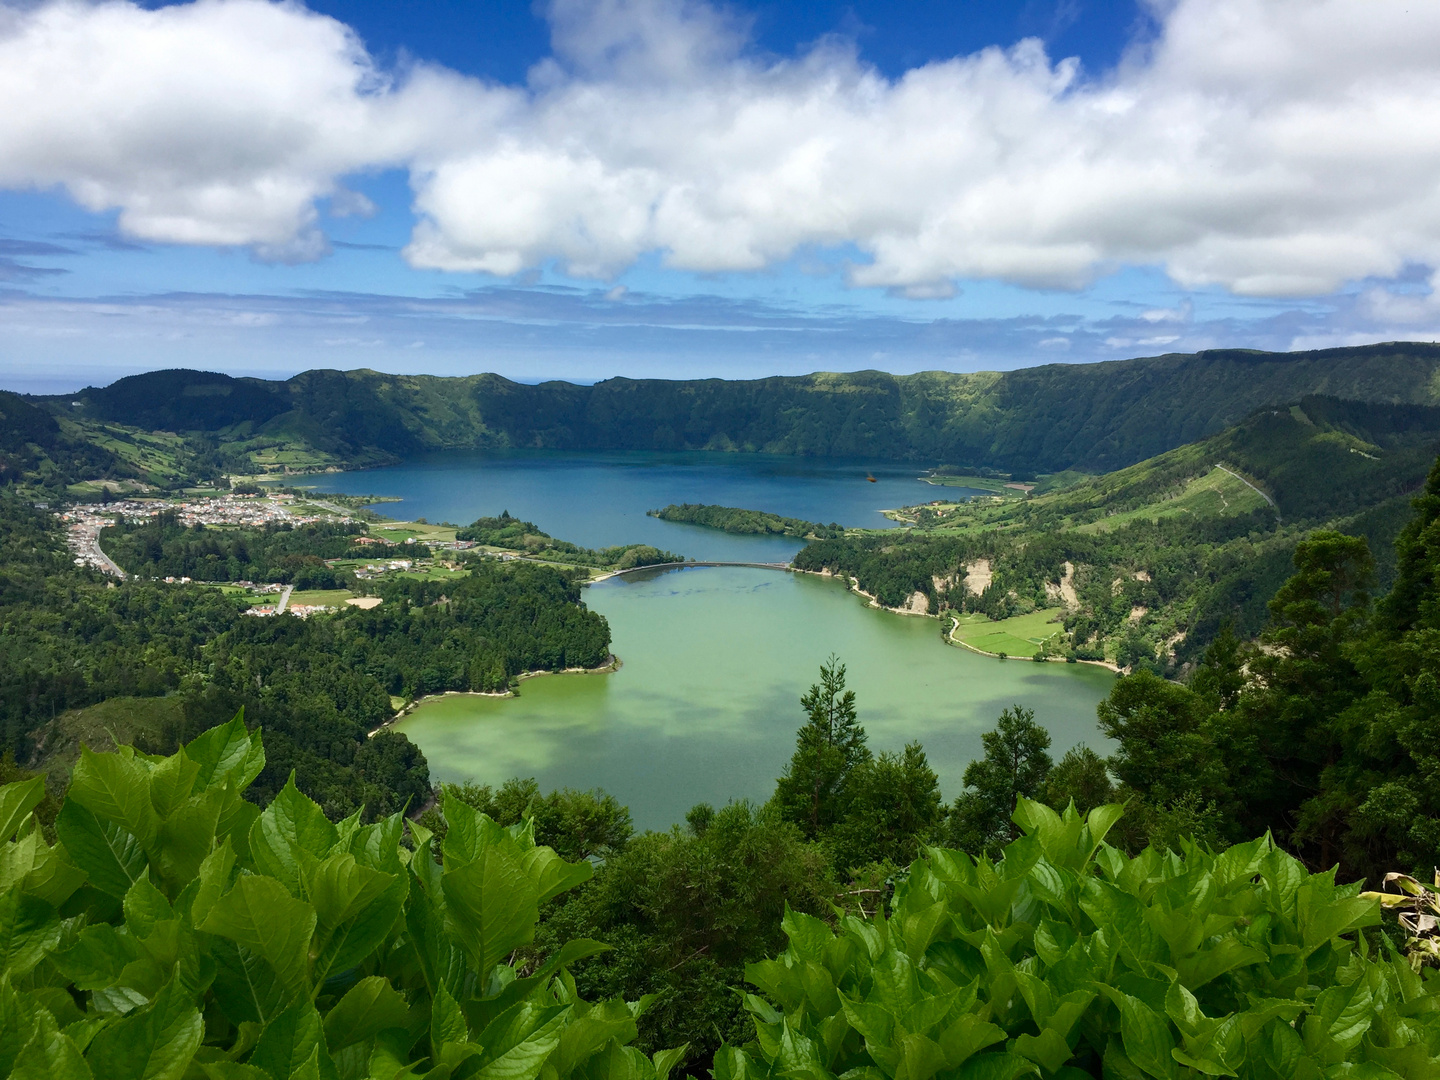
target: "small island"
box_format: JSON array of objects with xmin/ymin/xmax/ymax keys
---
[{"xmin": 648, "ymin": 503, "xmax": 844, "ymax": 539}]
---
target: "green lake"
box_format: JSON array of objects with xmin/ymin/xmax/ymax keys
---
[{"xmin": 396, "ymin": 565, "xmax": 1116, "ymax": 830}]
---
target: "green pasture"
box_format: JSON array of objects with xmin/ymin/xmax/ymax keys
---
[
  {"xmin": 1077, "ymin": 466, "xmax": 1271, "ymax": 533},
  {"xmin": 952, "ymin": 608, "xmax": 1065, "ymax": 657},
  {"xmin": 923, "ymin": 474, "xmax": 1016, "ymax": 494},
  {"xmin": 370, "ymin": 521, "xmax": 459, "ymax": 543},
  {"xmin": 287, "ymin": 588, "xmax": 355, "ymax": 608}
]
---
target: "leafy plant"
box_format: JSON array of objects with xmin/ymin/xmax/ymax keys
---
[
  {"xmin": 723, "ymin": 799, "xmax": 1440, "ymax": 1080},
  {"xmin": 0, "ymin": 716, "xmax": 682, "ymax": 1080}
]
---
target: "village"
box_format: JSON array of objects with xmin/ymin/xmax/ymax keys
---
[{"xmin": 54, "ymin": 490, "xmax": 491, "ymax": 618}]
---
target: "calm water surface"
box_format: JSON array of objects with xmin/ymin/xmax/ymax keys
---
[
  {"xmin": 321, "ymin": 452, "xmax": 1111, "ymax": 829},
  {"xmin": 397, "ymin": 566, "xmax": 1115, "ymax": 831},
  {"xmin": 318, "ymin": 449, "xmax": 976, "ymax": 562}
]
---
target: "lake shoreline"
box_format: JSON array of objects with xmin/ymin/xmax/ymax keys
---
[
  {"xmin": 944, "ymin": 615, "xmax": 1122, "ymax": 672},
  {"xmin": 391, "ymin": 564, "xmax": 1116, "ymax": 830},
  {"xmin": 371, "ymin": 653, "xmax": 623, "ymax": 734},
  {"xmin": 792, "ymin": 566, "xmax": 935, "ymax": 618}
]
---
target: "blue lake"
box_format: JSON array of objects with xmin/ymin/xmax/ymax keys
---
[{"xmin": 317, "ymin": 449, "xmax": 972, "ymax": 561}]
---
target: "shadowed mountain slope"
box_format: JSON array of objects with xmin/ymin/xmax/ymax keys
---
[{"xmin": 30, "ymin": 341, "xmax": 1440, "ymax": 475}]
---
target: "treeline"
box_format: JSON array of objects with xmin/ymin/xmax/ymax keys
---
[
  {"xmin": 45, "ymin": 343, "xmax": 1440, "ymax": 476},
  {"xmin": 100, "ymin": 513, "xmax": 402, "ymax": 586},
  {"xmin": 457, "ymin": 510, "xmax": 682, "ymax": 569},
  {"xmin": 0, "ymin": 497, "xmax": 611, "ymax": 818},
  {"xmin": 648, "ymin": 503, "xmax": 843, "ymax": 539}
]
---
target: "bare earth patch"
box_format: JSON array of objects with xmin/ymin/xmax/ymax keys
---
[
  {"xmin": 964, "ymin": 559, "xmax": 992, "ymax": 595},
  {"xmin": 346, "ymin": 596, "xmax": 383, "ymax": 609}
]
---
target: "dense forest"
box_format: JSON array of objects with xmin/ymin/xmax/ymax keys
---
[
  {"xmin": 27, "ymin": 342, "xmax": 1440, "ymax": 479},
  {"xmin": 0, "ymin": 497, "xmax": 611, "ymax": 817},
  {"xmin": 648, "ymin": 503, "xmax": 843, "ymax": 539}
]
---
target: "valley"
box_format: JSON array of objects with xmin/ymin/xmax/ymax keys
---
[{"xmin": 8, "ymin": 346, "xmax": 1440, "ymax": 1076}]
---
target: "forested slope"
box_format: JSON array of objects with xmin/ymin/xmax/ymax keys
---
[
  {"xmin": 0, "ymin": 497, "xmax": 611, "ymax": 817},
  {"xmin": 30, "ymin": 341, "xmax": 1440, "ymax": 478},
  {"xmin": 797, "ymin": 396, "xmax": 1440, "ymax": 666}
]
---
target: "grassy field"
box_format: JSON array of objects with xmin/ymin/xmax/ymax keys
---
[
  {"xmin": 210, "ymin": 584, "xmax": 272, "ymax": 607},
  {"xmin": 951, "ymin": 608, "xmax": 1065, "ymax": 657},
  {"xmin": 369, "ymin": 522, "xmax": 459, "ymax": 543},
  {"xmin": 63, "ymin": 419, "xmax": 191, "ymax": 481},
  {"xmin": 389, "ymin": 566, "xmax": 467, "ymax": 580},
  {"xmin": 1076, "ymin": 465, "xmax": 1272, "ymax": 533},
  {"xmin": 245, "ymin": 441, "xmax": 347, "ymax": 471},
  {"xmin": 65, "ymin": 478, "xmax": 153, "ymax": 497},
  {"xmin": 923, "ymin": 475, "xmax": 1020, "ymax": 494},
  {"xmin": 287, "ymin": 588, "xmax": 355, "ymax": 608},
  {"xmin": 34, "ymin": 696, "xmax": 186, "ymax": 786}
]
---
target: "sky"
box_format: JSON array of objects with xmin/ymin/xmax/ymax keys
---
[{"xmin": 2, "ymin": 0, "xmax": 1439, "ymax": 393}]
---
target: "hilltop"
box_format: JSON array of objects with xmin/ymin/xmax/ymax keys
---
[{"xmin": 15, "ymin": 342, "xmax": 1440, "ymax": 489}]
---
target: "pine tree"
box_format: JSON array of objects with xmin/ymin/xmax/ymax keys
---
[{"xmin": 774, "ymin": 655, "xmax": 870, "ymax": 837}]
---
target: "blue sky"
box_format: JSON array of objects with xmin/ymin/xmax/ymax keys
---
[{"xmin": 1, "ymin": 0, "xmax": 1437, "ymax": 392}]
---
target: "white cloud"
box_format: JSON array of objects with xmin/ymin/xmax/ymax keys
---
[
  {"xmin": 0, "ymin": 0, "xmax": 499, "ymax": 256},
  {"xmin": 4, "ymin": 0, "xmax": 1440, "ymax": 295}
]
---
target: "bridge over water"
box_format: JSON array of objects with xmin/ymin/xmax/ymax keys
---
[{"xmin": 607, "ymin": 560, "xmax": 795, "ymax": 576}]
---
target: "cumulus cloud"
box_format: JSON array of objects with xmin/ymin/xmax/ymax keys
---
[
  {"xmin": 0, "ymin": 0, "xmax": 500, "ymax": 257},
  {"xmin": 4, "ymin": 0, "xmax": 1440, "ymax": 296}
]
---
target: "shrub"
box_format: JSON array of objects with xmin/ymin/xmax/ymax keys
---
[
  {"xmin": 0, "ymin": 715, "xmax": 682, "ymax": 1080},
  {"xmin": 724, "ymin": 799, "xmax": 1440, "ymax": 1079}
]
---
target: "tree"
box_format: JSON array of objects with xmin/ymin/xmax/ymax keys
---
[
  {"xmin": 1314, "ymin": 461, "xmax": 1440, "ymax": 878},
  {"xmin": 944, "ymin": 705, "xmax": 1052, "ymax": 856},
  {"xmin": 1242, "ymin": 532, "xmax": 1374, "ymax": 863},
  {"xmin": 1189, "ymin": 621, "xmax": 1246, "ymax": 713},
  {"xmin": 1099, "ymin": 671, "xmax": 1212, "ymax": 805},
  {"xmin": 537, "ymin": 801, "xmax": 834, "ymax": 1069},
  {"xmin": 773, "ymin": 655, "xmax": 871, "ymax": 837},
  {"xmin": 829, "ymin": 742, "xmax": 944, "ymax": 871},
  {"xmin": 1042, "ymin": 744, "xmax": 1114, "ymax": 815},
  {"xmin": 420, "ymin": 777, "xmax": 633, "ymax": 862}
]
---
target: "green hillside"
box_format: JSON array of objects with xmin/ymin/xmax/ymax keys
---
[
  {"xmin": 26, "ymin": 341, "xmax": 1440, "ymax": 481},
  {"xmin": 0, "ymin": 389, "xmax": 122, "ymax": 490},
  {"xmin": 797, "ymin": 395, "xmax": 1440, "ymax": 668},
  {"xmin": 906, "ymin": 394, "xmax": 1440, "ymax": 534}
]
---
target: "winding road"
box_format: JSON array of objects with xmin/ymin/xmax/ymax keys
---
[{"xmin": 71, "ymin": 521, "xmax": 127, "ymax": 579}]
